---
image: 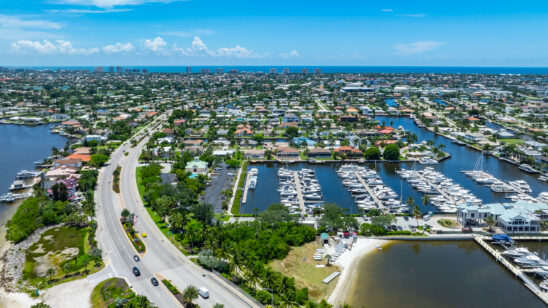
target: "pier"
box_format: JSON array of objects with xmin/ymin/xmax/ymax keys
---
[
  {"xmin": 354, "ymin": 171, "xmax": 387, "ymax": 212},
  {"xmin": 293, "ymin": 171, "xmax": 307, "ymax": 214},
  {"xmin": 415, "ymin": 172, "xmax": 458, "ymax": 204},
  {"xmin": 474, "ymin": 236, "xmax": 548, "ymax": 305},
  {"xmin": 241, "ymin": 176, "xmax": 251, "ymax": 204}
]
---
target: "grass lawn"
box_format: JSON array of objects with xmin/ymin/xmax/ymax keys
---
[
  {"xmin": 91, "ymin": 278, "xmax": 134, "ymax": 308},
  {"xmin": 437, "ymin": 219, "xmax": 461, "ymax": 229},
  {"xmin": 23, "ymin": 227, "xmax": 103, "ymax": 291},
  {"xmin": 136, "ymin": 166, "xmax": 186, "ymax": 252},
  {"xmin": 268, "ymin": 241, "xmax": 339, "ymax": 301},
  {"xmin": 500, "ymin": 138, "xmax": 524, "ymax": 145}
]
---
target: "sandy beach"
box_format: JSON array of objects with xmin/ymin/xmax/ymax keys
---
[{"xmin": 327, "ymin": 237, "xmax": 387, "ymax": 306}]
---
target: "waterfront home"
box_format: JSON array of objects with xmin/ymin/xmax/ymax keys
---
[
  {"xmin": 243, "ymin": 149, "xmax": 266, "ymax": 159},
  {"xmin": 185, "ymin": 157, "xmax": 208, "ymax": 175},
  {"xmin": 183, "ymin": 139, "xmax": 204, "ymax": 146},
  {"xmin": 45, "ymin": 165, "xmax": 79, "ymax": 180},
  {"xmin": 276, "ymin": 147, "xmax": 300, "ymax": 159},
  {"xmin": 457, "ymin": 201, "xmax": 548, "ymax": 233},
  {"xmin": 235, "ymin": 127, "xmax": 253, "ymax": 137},
  {"xmin": 54, "ymin": 158, "xmax": 82, "ymax": 168},
  {"xmin": 334, "ymin": 146, "xmax": 363, "ymax": 157},
  {"xmin": 84, "ymin": 135, "xmax": 107, "ymax": 142},
  {"xmin": 67, "ymin": 153, "xmax": 91, "ymax": 162},
  {"xmin": 174, "ymin": 119, "xmax": 186, "ymax": 126},
  {"xmin": 307, "ymin": 147, "xmax": 331, "ymax": 158},
  {"xmin": 282, "ymin": 114, "xmax": 300, "ymax": 123}
]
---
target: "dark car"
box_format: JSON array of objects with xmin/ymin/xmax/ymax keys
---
[
  {"xmin": 132, "ymin": 267, "xmax": 140, "ymax": 276},
  {"xmin": 397, "ymin": 226, "xmax": 403, "ymax": 231},
  {"xmin": 133, "ymin": 255, "xmax": 140, "ymax": 262},
  {"xmin": 151, "ymin": 277, "xmax": 159, "ymax": 286},
  {"xmin": 403, "ymin": 216, "xmax": 409, "ymax": 221}
]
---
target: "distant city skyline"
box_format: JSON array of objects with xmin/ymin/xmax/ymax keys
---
[{"xmin": 1, "ymin": 0, "xmax": 548, "ymax": 66}]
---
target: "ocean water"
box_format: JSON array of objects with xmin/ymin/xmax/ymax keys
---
[{"xmin": 14, "ymin": 66, "xmax": 548, "ymax": 75}]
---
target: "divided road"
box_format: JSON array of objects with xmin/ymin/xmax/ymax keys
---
[{"xmin": 95, "ymin": 116, "xmax": 260, "ymax": 308}]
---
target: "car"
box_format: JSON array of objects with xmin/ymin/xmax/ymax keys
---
[
  {"xmin": 151, "ymin": 277, "xmax": 159, "ymax": 286},
  {"xmin": 462, "ymin": 227, "xmax": 473, "ymax": 233},
  {"xmin": 133, "ymin": 255, "xmax": 140, "ymax": 262},
  {"xmin": 397, "ymin": 226, "xmax": 403, "ymax": 231},
  {"xmin": 132, "ymin": 267, "xmax": 141, "ymax": 276},
  {"xmin": 198, "ymin": 287, "xmax": 209, "ymax": 299},
  {"xmin": 403, "ymin": 216, "xmax": 409, "ymax": 221},
  {"xmin": 141, "ymin": 233, "xmax": 147, "ymax": 238}
]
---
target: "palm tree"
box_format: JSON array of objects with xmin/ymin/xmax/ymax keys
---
[
  {"xmin": 412, "ymin": 205, "xmax": 422, "ymax": 228},
  {"xmin": 485, "ymin": 215, "xmax": 496, "ymax": 232},
  {"xmin": 422, "ymin": 194, "xmax": 430, "ymax": 206},
  {"xmin": 182, "ymin": 285, "xmax": 199, "ymax": 306},
  {"xmin": 46, "ymin": 268, "xmax": 55, "ymax": 282},
  {"xmin": 325, "ymin": 254, "xmax": 331, "ymax": 266}
]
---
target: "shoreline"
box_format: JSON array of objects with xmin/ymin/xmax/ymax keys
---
[{"xmin": 327, "ymin": 238, "xmax": 388, "ymax": 306}]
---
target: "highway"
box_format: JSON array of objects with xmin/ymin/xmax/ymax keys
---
[{"xmin": 95, "ymin": 115, "xmax": 260, "ymax": 308}]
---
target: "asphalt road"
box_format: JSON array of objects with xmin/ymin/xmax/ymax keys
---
[{"xmin": 95, "ymin": 116, "xmax": 260, "ymax": 308}]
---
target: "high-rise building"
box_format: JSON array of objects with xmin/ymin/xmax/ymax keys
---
[
  {"xmin": 142, "ymin": 68, "xmax": 149, "ymax": 73},
  {"xmin": 301, "ymin": 68, "xmax": 309, "ymax": 74},
  {"xmin": 314, "ymin": 68, "xmax": 322, "ymax": 74},
  {"xmin": 283, "ymin": 68, "xmax": 290, "ymax": 74},
  {"xmin": 108, "ymin": 66, "xmax": 114, "ymax": 73},
  {"xmin": 229, "ymin": 69, "xmax": 239, "ymax": 74},
  {"xmin": 186, "ymin": 66, "xmax": 192, "ymax": 73},
  {"xmin": 269, "ymin": 68, "xmax": 277, "ymax": 74},
  {"xmin": 93, "ymin": 66, "xmax": 104, "ymax": 73},
  {"xmin": 116, "ymin": 66, "xmax": 123, "ymax": 73},
  {"xmin": 200, "ymin": 68, "xmax": 211, "ymax": 74},
  {"xmin": 215, "ymin": 68, "xmax": 224, "ymax": 74}
]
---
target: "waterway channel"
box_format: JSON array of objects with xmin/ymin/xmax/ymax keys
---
[{"xmin": 0, "ymin": 124, "xmax": 67, "ymax": 248}]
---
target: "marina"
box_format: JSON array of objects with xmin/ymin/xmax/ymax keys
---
[
  {"xmin": 397, "ymin": 167, "xmax": 481, "ymax": 213},
  {"xmin": 277, "ymin": 167, "xmax": 324, "ymax": 214}
]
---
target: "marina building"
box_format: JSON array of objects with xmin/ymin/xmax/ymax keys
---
[
  {"xmin": 185, "ymin": 158, "xmax": 208, "ymax": 175},
  {"xmin": 457, "ymin": 201, "xmax": 548, "ymax": 233}
]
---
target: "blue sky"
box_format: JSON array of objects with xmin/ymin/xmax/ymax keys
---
[{"xmin": 1, "ymin": 0, "xmax": 548, "ymax": 66}]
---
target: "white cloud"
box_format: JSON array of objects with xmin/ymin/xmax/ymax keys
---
[
  {"xmin": 280, "ymin": 50, "xmax": 299, "ymax": 58},
  {"xmin": 102, "ymin": 42, "xmax": 135, "ymax": 53},
  {"xmin": 398, "ymin": 13, "xmax": 425, "ymax": 18},
  {"xmin": 0, "ymin": 15, "xmax": 61, "ymax": 30},
  {"xmin": 143, "ymin": 36, "xmax": 166, "ymax": 52},
  {"xmin": 55, "ymin": 0, "xmax": 182, "ymax": 9},
  {"xmin": 394, "ymin": 41, "xmax": 446, "ymax": 54},
  {"xmin": 381, "ymin": 9, "xmax": 393, "ymax": 12},
  {"xmin": 161, "ymin": 29, "xmax": 215, "ymax": 37},
  {"xmin": 47, "ymin": 8, "xmax": 132, "ymax": 13},
  {"xmin": 11, "ymin": 39, "xmax": 99, "ymax": 55},
  {"xmin": 173, "ymin": 36, "xmax": 264, "ymax": 58}
]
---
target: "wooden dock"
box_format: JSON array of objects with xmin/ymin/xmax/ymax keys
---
[
  {"xmin": 241, "ymin": 175, "xmax": 250, "ymax": 204},
  {"xmin": 474, "ymin": 236, "xmax": 548, "ymax": 304},
  {"xmin": 415, "ymin": 172, "xmax": 458, "ymax": 204},
  {"xmin": 293, "ymin": 171, "xmax": 306, "ymax": 215},
  {"xmin": 354, "ymin": 171, "xmax": 387, "ymax": 212}
]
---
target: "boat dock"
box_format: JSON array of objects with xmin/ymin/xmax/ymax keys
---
[
  {"xmin": 474, "ymin": 236, "xmax": 548, "ymax": 304},
  {"xmin": 415, "ymin": 172, "xmax": 457, "ymax": 204},
  {"xmin": 293, "ymin": 171, "xmax": 307, "ymax": 214},
  {"xmin": 241, "ymin": 178, "xmax": 250, "ymax": 204},
  {"xmin": 354, "ymin": 171, "xmax": 387, "ymax": 212}
]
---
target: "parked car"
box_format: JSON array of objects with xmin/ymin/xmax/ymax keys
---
[
  {"xmin": 403, "ymin": 216, "xmax": 409, "ymax": 221},
  {"xmin": 198, "ymin": 287, "xmax": 210, "ymax": 299},
  {"xmin": 132, "ymin": 267, "xmax": 140, "ymax": 276},
  {"xmin": 151, "ymin": 277, "xmax": 159, "ymax": 286},
  {"xmin": 397, "ymin": 226, "xmax": 403, "ymax": 231},
  {"xmin": 133, "ymin": 255, "xmax": 140, "ymax": 262},
  {"xmin": 462, "ymin": 227, "xmax": 473, "ymax": 233}
]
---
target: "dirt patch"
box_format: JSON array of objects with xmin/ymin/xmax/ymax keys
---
[
  {"xmin": 31, "ymin": 244, "xmax": 45, "ymax": 254},
  {"xmin": 33, "ymin": 253, "xmax": 56, "ymax": 278},
  {"xmin": 59, "ymin": 248, "xmax": 79, "ymax": 258}
]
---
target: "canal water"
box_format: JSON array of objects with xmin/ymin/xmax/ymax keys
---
[
  {"xmin": 241, "ymin": 116, "xmax": 546, "ymax": 214},
  {"xmin": 0, "ymin": 124, "xmax": 67, "ymax": 247},
  {"xmin": 346, "ymin": 241, "xmax": 546, "ymax": 308}
]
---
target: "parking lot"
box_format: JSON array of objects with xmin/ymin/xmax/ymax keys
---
[{"xmin": 200, "ymin": 163, "xmax": 235, "ymax": 213}]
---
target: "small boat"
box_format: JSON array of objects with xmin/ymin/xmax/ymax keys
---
[
  {"xmin": 519, "ymin": 164, "xmax": 539, "ymax": 174},
  {"xmin": 501, "ymin": 247, "xmax": 532, "ymax": 258}
]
